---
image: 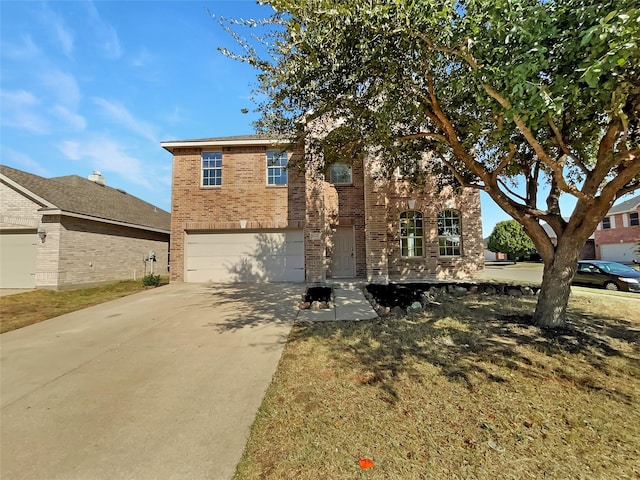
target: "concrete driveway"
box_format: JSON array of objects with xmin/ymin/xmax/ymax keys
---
[{"xmin": 1, "ymin": 283, "xmax": 299, "ymax": 480}]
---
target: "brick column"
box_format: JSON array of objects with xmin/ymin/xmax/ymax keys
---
[
  {"xmin": 363, "ymin": 158, "xmax": 389, "ymax": 284},
  {"xmin": 304, "ymin": 152, "xmax": 326, "ymax": 285}
]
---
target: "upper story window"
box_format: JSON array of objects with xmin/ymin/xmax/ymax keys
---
[
  {"xmin": 202, "ymin": 151, "xmax": 222, "ymax": 186},
  {"xmin": 267, "ymin": 150, "xmax": 288, "ymax": 185},
  {"xmin": 602, "ymin": 216, "xmax": 611, "ymax": 229},
  {"xmin": 438, "ymin": 209, "xmax": 462, "ymax": 256},
  {"xmin": 399, "ymin": 211, "xmax": 423, "ymax": 257},
  {"xmin": 329, "ymin": 164, "xmax": 353, "ymax": 185},
  {"xmin": 630, "ymin": 212, "xmax": 639, "ymax": 227},
  {"xmin": 397, "ymin": 162, "xmax": 419, "ymax": 178}
]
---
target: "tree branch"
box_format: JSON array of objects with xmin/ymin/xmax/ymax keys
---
[
  {"xmin": 546, "ymin": 116, "xmax": 588, "ymax": 174},
  {"xmin": 491, "ymin": 144, "xmax": 516, "ymax": 179},
  {"xmin": 497, "ymin": 179, "xmax": 527, "ymax": 203},
  {"xmin": 484, "ymin": 84, "xmax": 593, "ymax": 204},
  {"xmin": 434, "ymin": 153, "xmax": 476, "ymax": 188},
  {"xmin": 582, "ymin": 120, "xmax": 626, "ymax": 196},
  {"xmin": 412, "ymin": 31, "xmax": 479, "ymax": 70},
  {"xmin": 399, "ymin": 132, "xmax": 448, "ymax": 143},
  {"xmin": 527, "ymin": 160, "xmax": 541, "ymax": 208}
]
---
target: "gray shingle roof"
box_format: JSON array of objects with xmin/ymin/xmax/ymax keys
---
[
  {"xmin": 162, "ymin": 134, "xmax": 274, "ymax": 143},
  {"xmin": 608, "ymin": 195, "xmax": 640, "ymax": 214},
  {"xmin": 1, "ymin": 165, "xmax": 170, "ymax": 232}
]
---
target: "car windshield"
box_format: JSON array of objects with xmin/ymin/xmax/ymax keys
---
[{"xmin": 597, "ymin": 262, "xmax": 637, "ymax": 274}]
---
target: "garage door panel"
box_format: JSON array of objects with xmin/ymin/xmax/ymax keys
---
[
  {"xmin": 600, "ymin": 243, "xmax": 636, "ymax": 263},
  {"xmin": 185, "ymin": 230, "xmax": 304, "ymax": 283},
  {"xmin": 0, "ymin": 232, "xmax": 37, "ymax": 288}
]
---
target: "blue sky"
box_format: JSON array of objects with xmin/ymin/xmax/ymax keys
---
[
  {"xmin": 1, "ymin": 0, "xmax": 270, "ymax": 212},
  {"xmin": 2, "ymin": 0, "xmax": 614, "ymax": 237}
]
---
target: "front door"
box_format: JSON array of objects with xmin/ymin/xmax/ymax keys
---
[{"xmin": 332, "ymin": 226, "xmax": 355, "ymax": 277}]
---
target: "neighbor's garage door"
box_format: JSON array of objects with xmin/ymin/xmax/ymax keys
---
[
  {"xmin": 185, "ymin": 230, "xmax": 304, "ymax": 283},
  {"xmin": 0, "ymin": 232, "xmax": 37, "ymax": 288},
  {"xmin": 600, "ymin": 243, "xmax": 636, "ymax": 263}
]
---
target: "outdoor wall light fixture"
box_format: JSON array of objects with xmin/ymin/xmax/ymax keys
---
[{"xmin": 37, "ymin": 228, "xmax": 47, "ymax": 242}]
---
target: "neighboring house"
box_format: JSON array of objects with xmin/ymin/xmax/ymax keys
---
[
  {"xmin": 594, "ymin": 194, "xmax": 640, "ymax": 263},
  {"xmin": 161, "ymin": 134, "xmax": 484, "ymax": 284},
  {"xmin": 483, "ymin": 237, "xmax": 507, "ymax": 262},
  {"xmin": 0, "ymin": 165, "xmax": 170, "ymax": 289},
  {"xmin": 541, "ymin": 221, "xmax": 596, "ymax": 260}
]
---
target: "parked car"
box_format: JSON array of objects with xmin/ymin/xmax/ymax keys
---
[{"xmin": 573, "ymin": 260, "xmax": 640, "ymax": 293}]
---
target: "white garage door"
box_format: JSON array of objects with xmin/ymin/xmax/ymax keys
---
[
  {"xmin": 600, "ymin": 243, "xmax": 637, "ymax": 263},
  {"xmin": 0, "ymin": 232, "xmax": 37, "ymax": 288},
  {"xmin": 185, "ymin": 230, "xmax": 304, "ymax": 283}
]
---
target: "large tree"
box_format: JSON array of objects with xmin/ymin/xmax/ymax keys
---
[
  {"xmin": 219, "ymin": 0, "xmax": 640, "ymax": 327},
  {"xmin": 488, "ymin": 220, "xmax": 537, "ymax": 262}
]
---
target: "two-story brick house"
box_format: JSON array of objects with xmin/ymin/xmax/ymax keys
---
[
  {"xmin": 162, "ymin": 134, "xmax": 484, "ymax": 284},
  {"xmin": 594, "ymin": 194, "xmax": 640, "ymax": 263}
]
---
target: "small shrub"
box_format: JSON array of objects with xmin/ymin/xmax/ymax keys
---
[{"xmin": 142, "ymin": 273, "xmax": 161, "ymax": 287}]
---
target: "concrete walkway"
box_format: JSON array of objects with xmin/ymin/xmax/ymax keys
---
[
  {"xmin": 296, "ymin": 284, "xmax": 378, "ymax": 322},
  {"xmin": 1, "ymin": 283, "xmax": 297, "ymax": 480}
]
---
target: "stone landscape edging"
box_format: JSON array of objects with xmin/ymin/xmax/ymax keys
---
[{"xmin": 364, "ymin": 281, "xmax": 540, "ymax": 318}]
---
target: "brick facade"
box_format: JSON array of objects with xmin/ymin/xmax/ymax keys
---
[
  {"xmin": 594, "ymin": 202, "xmax": 640, "ymax": 261},
  {"xmin": 167, "ymin": 138, "xmax": 484, "ymax": 284},
  {"xmin": 35, "ymin": 216, "xmax": 169, "ymax": 289},
  {"xmin": 0, "ymin": 181, "xmax": 42, "ymax": 229},
  {"xmin": 1, "ymin": 169, "xmax": 170, "ymax": 289},
  {"xmin": 169, "ymin": 145, "xmax": 306, "ymax": 282}
]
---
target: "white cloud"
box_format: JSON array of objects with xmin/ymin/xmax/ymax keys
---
[
  {"xmin": 57, "ymin": 140, "xmax": 82, "ymax": 161},
  {"xmin": 1, "ymin": 89, "xmax": 39, "ymax": 106},
  {"xmin": 0, "ymin": 89, "xmax": 50, "ymax": 134},
  {"xmin": 40, "ymin": 69, "xmax": 81, "ymax": 108},
  {"xmin": 1, "ymin": 35, "xmax": 41, "ymax": 60},
  {"xmin": 56, "ymin": 134, "xmax": 154, "ymax": 190},
  {"xmin": 0, "ymin": 146, "xmax": 50, "ymax": 176},
  {"xmin": 51, "ymin": 105, "xmax": 87, "ymax": 131},
  {"xmin": 92, "ymin": 97, "xmax": 158, "ymax": 142},
  {"xmin": 40, "ymin": 3, "xmax": 74, "ymax": 56},
  {"xmin": 131, "ymin": 48, "xmax": 153, "ymax": 68},
  {"xmin": 53, "ymin": 17, "xmax": 74, "ymax": 56},
  {"xmin": 85, "ymin": 1, "xmax": 122, "ymax": 59},
  {"xmin": 163, "ymin": 106, "xmax": 185, "ymax": 125}
]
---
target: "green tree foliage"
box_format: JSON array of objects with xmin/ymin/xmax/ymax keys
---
[
  {"xmin": 218, "ymin": 0, "xmax": 640, "ymax": 327},
  {"xmin": 488, "ymin": 220, "xmax": 537, "ymax": 262}
]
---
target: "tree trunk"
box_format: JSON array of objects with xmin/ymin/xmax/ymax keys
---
[{"xmin": 533, "ymin": 245, "xmax": 581, "ymax": 328}]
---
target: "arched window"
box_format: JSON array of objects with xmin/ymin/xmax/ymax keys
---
[
  {"xmin": 437, "ymin": 209, "xmax": 462, "ymax": 256},
  {"xmin": 400, "ymin": 211, "xmax": 423, "ymax": 257}
]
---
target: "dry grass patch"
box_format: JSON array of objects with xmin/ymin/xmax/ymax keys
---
[
  {"xmin": 0, "ymin": 280, "xmax": 165, "ymax": 333},
  {"xmin": 235, "ymin": 291, "xmax": 640, "ymax": 479}
]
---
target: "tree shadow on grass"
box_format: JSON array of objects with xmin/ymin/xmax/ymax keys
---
[{"xmin": 289, "ymin": 293, "xmax": 640, "ymax": 406}]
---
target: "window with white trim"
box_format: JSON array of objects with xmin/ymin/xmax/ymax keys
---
[
  {"xmin": 202, "ymin": 151, "xmax": 222, "ymax": 186},
  {"xmin": 400, "ymin": 211, "xmax": 423, "ymax": 257},
  {"xmin": 630, "ymin": 212, "xmax": 639, "ymax": 227},
  {"xmin": 602, "ymin": 216, "xmax": 611, "ymax": 229},
  {"xmin": 397, "ymin": 162, "xmax": 419, "ymax": 178},
  {"xmin": 329, "ymin": 164, "xmax": 353, "ymax": 185},
  {"xmin": 438, "ymin": 209, "xmax": 462, "ymax": 256},
  {"xmin": 267, "ymin": 150, "xmax": 288, "ymax": 185}
]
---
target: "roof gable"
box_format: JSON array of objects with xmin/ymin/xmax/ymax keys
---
[
  {"xmin": 608, "ymin": 195, "xmax": 640, "ymax": 215},
  {"xmin": 0, "ymin": 165, "xmax": 170, "ymax": 232}
]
